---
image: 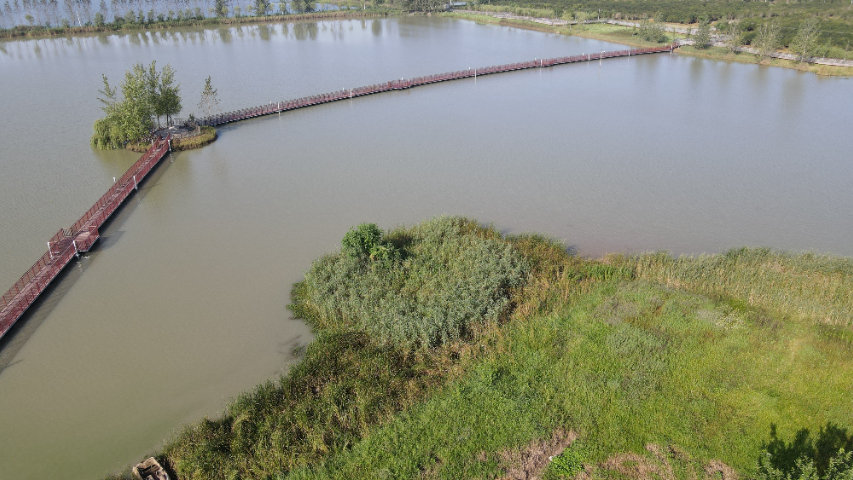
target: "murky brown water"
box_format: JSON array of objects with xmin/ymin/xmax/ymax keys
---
[{"xmin": 0, "ymin": 16, "xmax": 851, "ymax": 480}]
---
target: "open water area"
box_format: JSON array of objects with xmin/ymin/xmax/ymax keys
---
[{"xmin": 0, "ymin": 15, "xmax": 851, "ymax": 480}]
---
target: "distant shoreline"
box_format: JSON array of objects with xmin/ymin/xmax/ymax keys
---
[
  {"xmin": 0, "ymin": 10, "xmax": 389, "ymax": 41},
  {"xmin": 445, "ymin": 10, "xmax": 853, "ymax": 77}
]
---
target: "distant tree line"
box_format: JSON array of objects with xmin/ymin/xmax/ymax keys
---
[
  {"xmin": 477, "ymin": 0, "xmax": 853, "ymax": 52},
  {"xmin": 0, "ymin": 0, "xmax": 325, "ymax": 31}
]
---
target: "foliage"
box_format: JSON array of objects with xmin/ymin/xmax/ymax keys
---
[
  {"xmin": 158, "ymin": 217, "xmax": 537, "ymax": 480},
  {"xmin": 213, "ymin": 0, "xmax": 229, "ymax": 17},
  {"xmin": 757, "ymin": 424, "xmax": 853, "ymax": 480},
  {"xmin": 163, "ymin": 333, "xmax": 452, "ymax": 480},
  {"xmin": 288, "ymin": 263, "xmax": 853, "ymax": 479},
  {"xmin": 755, "ymin": 21, "xmax": 782, "ymax": 60},
  {"xmin": 156, "ymin": 64, "xmax": 181, "ymax": 126},
  {"xmin": 254, "ymin": 0, "xmax": 270, "ymax": 15},
  {"xmin": 197, "ymin": 76, "xmax": 219, "ymax": 118},
  {"xmin": 694, "ymin": 21, "xmax": 711, "ymax": 49},
  {"xmin": 479, "ymin": 0, "xmax": 853, "ymax": 53},
  {"xmin": 637, "ymin": 19, "xmax": 666, "ymax": 43},
  {"xmin": 340, "ymin": 223, "xmax": 383, "ymax": 260},
  {"xmin": 546, "ymin": 443, "xmax": 587, "ymax": 479},
  {"xmin": 301, "ymin": 217, "xmax": 529, "ymax": 348},
  {"xmin": 722, "ymin": 20, "xmax": 742, "ymax": 53},
  {"xmin": 623, "ymin": 248, "xmax": 853, "ymax": 326},
  {"xmin": 402, "ymin": 0, "xmax": 443, "ymax": 12},
  {"xmin": 171, "ymin": 126, "xmax": 217, "ymax": 150},
  {"xmin": 793, "ymin": 18, "xmax": 821, "ymax": 60},
  {"xmin": 90, "ymin": 61, "xmax": 182, "ymax": 149},
  {"xmin": 111, "ymin": 216, "xmax": 853, "ymax": 480}
]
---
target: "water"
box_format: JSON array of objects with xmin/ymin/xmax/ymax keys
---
[{"xmin": 1, "ymin": 16, "xmax": 851, "ymax": 480}]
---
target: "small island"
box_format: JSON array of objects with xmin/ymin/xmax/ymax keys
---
[{"xmin": 92, "ymin": 63, "xmax": 220, "ymax": 152}]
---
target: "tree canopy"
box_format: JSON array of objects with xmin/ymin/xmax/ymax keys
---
[{"xmin": 91, "ymin": 61, "xmax": 182, "ymax": 150}]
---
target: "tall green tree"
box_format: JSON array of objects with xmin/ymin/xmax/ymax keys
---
[
  {"xmin": 755, "ymin": 21, "xmax": 781, "ymax": 60},
  {"xmin": 723, "ymin": 20, "xmax": 742, "ymax": 53},
  {"xmin": 213, "ymin": 0, "xmax": 228, "ymax": 17},
  {"xmin": 91, "ymin": 62, "xmax": 182, "ymax": 149},
  {"xmin": 694, "ymin": 21, "xmax": 712, "ymax": 49},
  {"xmin": 254, "ymin": 0, "xmax": 269, "ymax": 15},
  {"xmin": 792, "ymin": 18, "xmax": 821, "ymax": 61},
  {"xmin": 157, "ymin": 64, "xmax": 182, "ymax": 126}
]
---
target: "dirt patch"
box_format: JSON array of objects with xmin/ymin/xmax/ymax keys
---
[
  {"xmin": 703, "ymin": 460, "xmax": 738, "ymax": 480},
  {"xmin": 580, "ymin": 444, "xmax": 738, "ymax": 480},
  {"xmin": 498, "ymin": 428, "xmax": 578, "ymax": 480}
]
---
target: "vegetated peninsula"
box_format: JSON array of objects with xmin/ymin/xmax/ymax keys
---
[{"xmin": 106, "ymin": 217, "xmax": 853, "ymax": 480}]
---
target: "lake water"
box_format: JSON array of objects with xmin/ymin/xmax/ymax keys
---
[{"xmin": 0, "ymin": 16, "xmax": 851, "ymax": 480}]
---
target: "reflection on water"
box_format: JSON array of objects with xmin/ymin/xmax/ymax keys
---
[
  {"xmin": 0, "ymin": 16, "xmax": 851, "ymax": 480},
  {"xmin": 0, "ymin": 18, "xmax": 396, "ymax": 60}
]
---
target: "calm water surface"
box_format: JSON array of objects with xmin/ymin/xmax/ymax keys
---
[{"xmin": 0, "ymin": 16, "xmax": 851, "ymax": 480}]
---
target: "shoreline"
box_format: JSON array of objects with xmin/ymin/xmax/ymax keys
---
[
  {"xmin": 444, "ymin": 10, "xmax": 853, "ymax": 77},
  {"xmin": 0, "ymin": 10, "xmax": 390, "ymax": 41}
]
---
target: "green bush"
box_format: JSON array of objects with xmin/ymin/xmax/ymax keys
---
[
  {"xmin": 757, "ymin": 424, "xmax": 853, "ymax": 480},
  {"xmin": 300, "ymin": 217, "xmax": 529, "ymax": 349},
  {"xmin": 546, "ymin": 443, "xmax": 586, "ymax": 479},
  {"xmin": 341, "ymin": 223, "xmax": 383, "ymax": 259}
]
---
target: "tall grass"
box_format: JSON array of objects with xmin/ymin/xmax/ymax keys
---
[
  {"xmin": 110, "ymin": 219, "xmax": 853, "ymax": 480},
  {"xmin": 617, "ymin": 247, "xmax": 853, "ymax": 326},
  {"xmin": 287, "ymin": 276, "xmax": 853, "ymax": 479},
  {"xmin": 300, "ymin": 217, "xmax": 529, "ymax": 349},
  {"xmin": 160, "ymin": 217, "xmax": 536, "ymax": 480}
]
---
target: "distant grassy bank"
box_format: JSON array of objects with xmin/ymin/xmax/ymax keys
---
[
  {"xmin": 105, "ymin": 217, "xmax": 853, "ymax": 480},
  {"xmin": 444, "ymin": 11, "xmax": 853, "ymax": 77}
]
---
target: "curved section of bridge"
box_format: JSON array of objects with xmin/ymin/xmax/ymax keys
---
[
  {"xmin": 200, "ymin": 44, "xmax": 674, "ymax": 127},
  {"xmin": 0, "ymin": 138, "xmax": 171, "ymax": 342}
]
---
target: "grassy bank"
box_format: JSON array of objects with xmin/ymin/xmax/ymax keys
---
[
  {"xmin": 288, "ymin": 248, "xmax": 853, "ymax": 479},
  {"xmin": 124, "ymin": 126, "xmax": 217, "ymax": 153},
  {"xmin": 105, "ymin": 217, "xmax": 853, "ymax": 480},
  {"xmin": 444, "ymin": 11, "xmax": 853, "ymax": 77},
  {"xmin": 171, "ymin": 126, "xmax": 217, "ymax": 151},
  {"xmin": 674, "ymin": 46, "xmax": 853, "ymax": 77}
]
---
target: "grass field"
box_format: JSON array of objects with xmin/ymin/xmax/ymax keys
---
[
  {"xmin": 106, "ymin": 219, "xmax": 853, "ymax": 480},
  {"xmin": 285, "ymin": 249, "xmax": 853, "ymax": 479}
]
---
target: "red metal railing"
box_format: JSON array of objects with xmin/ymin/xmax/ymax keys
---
[
  {"xmin": 0, "ymin": 137, "xmax": 171, "ymax": 340},
  {"xmin": 199, "ymin": 45, "xmax": 674, "ymax": 127}
]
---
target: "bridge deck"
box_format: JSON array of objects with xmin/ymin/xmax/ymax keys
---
[
  {"xmin": 0, "ymin": 138, "xmax": 171, "ymax": 341},
  {"xmin": 200, "ymin": 45, "xmax": 674, "ymax": 127}
]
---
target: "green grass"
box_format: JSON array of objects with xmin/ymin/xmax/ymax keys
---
[
  {"xmin": 618, "ymin": 247, "xmax": 853, "ymax": 327},
  {"xmin": 157, "ymin": 217, "xmax": 534, "ymax": 480},
  {"xmin": 172, "ymin": 126, "xmax": 218, "ymax": 151},
  {"xmin": 285, "ymin": 276, "xmax": 853, "ymax": 479},
  {"xmin": 107, "ymin": 219, "xmax": 853, "ymax": 480}
]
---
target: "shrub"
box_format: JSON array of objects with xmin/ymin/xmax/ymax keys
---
[
  {"xmin": 341, "ymin": 223, "xmax": 382, "ymax": 259},
  {"xmin": 546, "ymin": 443, "xmax": 586, "ymax": 479},
  {"xmin": 299, "ymin": 217, "xmax": 530, "ymax": 349}
]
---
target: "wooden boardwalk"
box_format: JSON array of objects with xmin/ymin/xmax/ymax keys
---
[
  {"xmin": 200, "ymin": 44, "xmax": 674, "ymax": 127},
  {"xmin": 0, "ymin": 138, "xmax": 171, "ymax": 342},
  {"xmin": 0, "ymin": 45, "xmax": 675, "ymax": 342}
]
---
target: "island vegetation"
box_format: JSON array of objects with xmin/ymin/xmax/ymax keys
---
[
  {"xmin": 91, "ymin": 61, "xmax": 182, "ymax": 149},
  {"xmin": 91, "ymin": 64, "xmax": 223, "ymax": 151},
  {"xmin": 102, "ymin": 216, "xmax": 853, "ymax": 480}
]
